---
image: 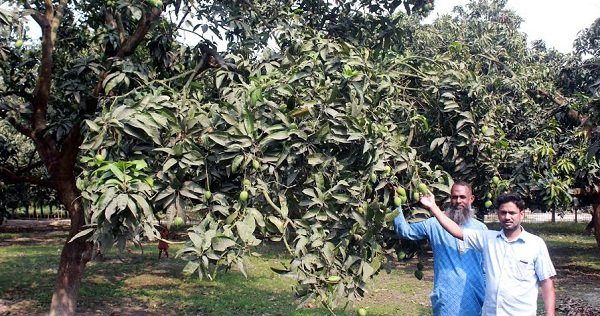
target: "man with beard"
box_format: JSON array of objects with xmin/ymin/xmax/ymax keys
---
[
  {"xmin": 394, "ymin": 181, "xmax": 487, "ymax": 316},
  {"xmin": 420, "ymin": 192, "xmax": 556, "ymax": 316}
]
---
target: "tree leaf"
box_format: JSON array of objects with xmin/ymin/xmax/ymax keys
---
[
  {"xmin": 182, "ymin": 261, "xmax": 200, "ymax": 276},
  {"xmin": 211, "ymin": 236, "xmax": 236, "ymax": 252},
  {"xmin": 68, "ymin": 227, "xmax": 95, "ymax": 243}
]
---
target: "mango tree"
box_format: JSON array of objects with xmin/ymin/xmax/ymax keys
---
[
  {"xmin": 81, "ymin": 11, "xmax": 454, "ymax": 309},
  {"xmin": 0, "ymin": 0, "xmax": 439, "ymax": 314}
]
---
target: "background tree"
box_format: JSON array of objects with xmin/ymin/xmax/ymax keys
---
[{"xmin": 552, "ymin": 16, "xmax": 600, "ymax": 245}]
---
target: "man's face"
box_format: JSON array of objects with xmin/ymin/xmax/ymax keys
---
[
  {"xmin": 449, "ymin": 184, "xmax": 474, "ymax": 211},
  {"xmin": 497, "ymin": 201, "xmax": 524, "ymax": 231}
]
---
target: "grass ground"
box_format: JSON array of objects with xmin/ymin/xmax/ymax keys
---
[
  {"xmin": 0, "ymin": 222, "xmax": 433, "ymax": 316},
  {"xmin": 1, "ymin": 221, "xmax": 599, "ymax": 315}
]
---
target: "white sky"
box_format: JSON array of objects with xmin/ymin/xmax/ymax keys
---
[
  {"xmin": 11, "ymin": 0, "xmax": 600, "ymax": 53},
  {"xmin": 428, "ymin": 0, "xmax": 600, "ymax": 53}
]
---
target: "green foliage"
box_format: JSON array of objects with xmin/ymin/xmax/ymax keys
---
[
  {"xmin": 77, "ymin": 158, "xmax": 158, "ymax": 256},
  {"xmin": 81, "ymin": 18, "xmax": 456, "ymax": 306}
]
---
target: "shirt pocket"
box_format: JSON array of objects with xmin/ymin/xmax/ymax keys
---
[{"xmin": 514, "ymin": 259, "xmax": 535, "ymax": 281}]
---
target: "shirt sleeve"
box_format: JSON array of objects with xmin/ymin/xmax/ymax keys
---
[
  {"xmin": 534, "ymin": 239, "xmax": 557, "ymax": 281},
  {"xmin": 393, "ymin": 207, "xmax": 429, "ymax": 240},
  {"xmin": 463, "ymin": 228, "xmax": 486, "ymax": 251}
]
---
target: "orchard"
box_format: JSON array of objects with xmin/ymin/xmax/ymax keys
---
[{"xmin": 0, "ymin": 0, "xmax": 598, "ymax": 315}]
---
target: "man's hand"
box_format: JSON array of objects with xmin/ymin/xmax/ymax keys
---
[
  {"xmin": 419, "ymin": 191, "xmax": 437, "ymax": 210},
  {"xmin": 418, "ymin": 190, "xmax": 464, "ymax": 240}
]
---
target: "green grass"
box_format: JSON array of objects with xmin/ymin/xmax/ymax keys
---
[
  {"xmin": 0, "ymin": 234, "xmax": 432, "ymax": 315},
  {"xmin": 0, "ymin": 232, "xmax": 22, "ymax": 239},
  {"xmin": 1, "ymin": 222, "xmax": 597, "ymax": 315}
]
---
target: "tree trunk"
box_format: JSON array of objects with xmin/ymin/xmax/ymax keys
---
[
  {"xmin": 584, "ymin": 217, "xmax": 594, "ymax": 235},
  {"xmin": 49, "ymin": 178, "xmax": 92, "ymax": 316},
  {"xmin": 592, "ymin": 197, "xmax": 600, "ymax": 251}
]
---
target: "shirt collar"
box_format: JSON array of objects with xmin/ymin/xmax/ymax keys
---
[{"xmin": 496, "ymin": 226, "xmax": 528, "ymax": 243}]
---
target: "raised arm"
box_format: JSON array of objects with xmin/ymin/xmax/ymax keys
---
[
  {"xmin": 393, "ymin": 207, "xmax": 429, "ymax": 240},
  {"xmin": 540, "ymin": 278, "xmax": 556, "ymax": 316},
  {"xmin": 419, "ymin": 192, "xmax": 464, "ymax": 240}
]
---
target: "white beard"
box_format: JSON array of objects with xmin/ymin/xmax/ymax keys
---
[{"xmin": 446, "ymin": 206, "xmax": 474, "ymax": 226}]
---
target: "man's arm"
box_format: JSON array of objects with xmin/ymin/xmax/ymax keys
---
[
  {"xmin": 419, "ymin": 192, "xmax": 464, "ymax": 240},
  {"xmin": 393, "ymin": 207, "xmax": 429, "ymax": 240},
  {"xmin": 540, "ymin": 278, "xmax": 556, "ymax": 316}
]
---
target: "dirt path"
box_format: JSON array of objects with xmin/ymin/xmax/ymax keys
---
[
  {"xmin": 0, "ymin": 219, "xmax": 70, "ymax": 247},
  {"xmin": 0, "ymin": 219, "xmax": 70, "ymax": 232}
]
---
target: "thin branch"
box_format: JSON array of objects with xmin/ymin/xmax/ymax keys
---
[
  {"xmin": 93, "ymin": 69, "xmax": 196, "ymax": 105},
  {"xmin": 0, "ymin": 161, "xmax": 45, "ymax": 178},
  {"xmin": 532, "ymin": 88, "xmax": 589, "ymax": 126},
  {"xmin": 476, "ymin": 53, "xmax": 516, "ymax": 77},
  {"xmin": 175, "ymin": 10, "xmax": 189, "ymax": 30},
  {"xmin": 103, "ymin": 11, "xmax": 119, "ymax": 57},
  {"xmin": 533, "ymin": 88, "xmax": 569, "ymax": 107},
  {"xmin": 26, "ymin": 148, "xmax": 37, "ymax": 167}
]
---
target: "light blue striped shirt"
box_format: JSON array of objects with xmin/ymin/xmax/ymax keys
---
[
  {"xmin": 463, "ymin": 228, "xmax": 556, "ymax": 316},
  {"xmin": 394, "ymin": 209, "xmax": 487, "ymax": 316}
]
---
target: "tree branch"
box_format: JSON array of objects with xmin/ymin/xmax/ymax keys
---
[
  {"xmin": 32, "ymin": 0, "xmax": 67, "ymax": 135},
  {"xmin": 476, "ymin": 53, "xmax": 516, "ymax": 77},
  {"xmin": 115, "ymin": 12, "xmax": 126, "ymax": 44},
  {"xmin": 18, "ymin": 161, "xmax": 45, "ymax": 175},
  {"xmin": 23, "ymin": 0, "xmax": 45, "ymax": 25},
  {"xmin": 183, "ymin": 45, "xmax": 225, "ymax": 94},
  {"xmin": 0, "ymin": 166, "xmax": 52, "ymax": 187},
  {"xmin": 0, "ymin": 90, "xmax": 34, "ymax": 104},
  {"xmin": 116, "ymin": 7, "xmax": 162, "ymax": 58},
  {"xmin": 6, "ymin": 116, "xmax": 34, "ymax": 138},
  {"xmin": 572, "ymin": 184, "xmax": 600, "ymax": 196},
  {"xmin": 526, "ymin": 88, "xmax": 580, "ymax": 123},
  {"xmin": 0, "ymin": 161, "xmax": 44, "ymax": 177},
  {"xmin": 91, "ymin": 6, "xmax": 163, "ymax": 107}
]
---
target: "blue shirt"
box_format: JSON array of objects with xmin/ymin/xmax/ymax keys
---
[
  {"xmin": 463, "ymin": 228, "xmax": 556, "ymax": 316},
  {"xmin": 394, "ymin": 209, "xmax": 487, "ymax": 316}
]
